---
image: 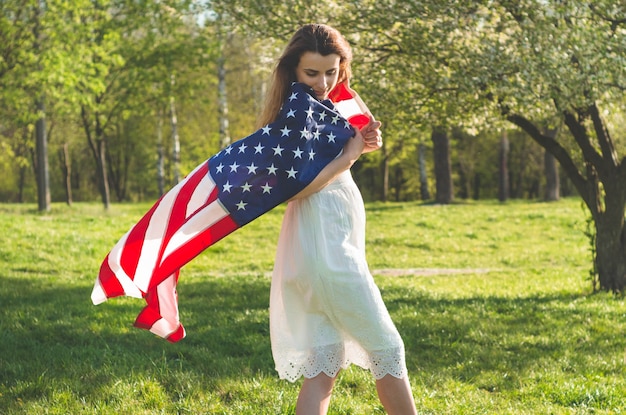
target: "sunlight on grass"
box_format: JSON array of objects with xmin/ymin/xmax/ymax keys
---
[{"xmin": 1, "ymin": 198, "xmax": 625, "ymax": 414}]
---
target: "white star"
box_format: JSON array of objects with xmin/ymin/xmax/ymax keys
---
[
  {"xmin": 267, "ymin": 164, "xmax": 278, "ymax": 175},
  {"xmin": 229, "ymin": 162, "xmax": 240, "ymax": 172},
  {"xmin": 327, "ymin": 132, "xmax": 336, "ymax": 143},
  {"xmin": 262, "ymin": 125, "xmax": 271, "ymax": 135},
  {"xmin": 246, "ymin": 163, "xmax": 258, "ymax": 174},
  {"xmin": 308, "ymin": 150, "xmax": 316, "ymax": 160},
  {"xmin": 254, "ymin": 143, "xmax": 264, "ymax": 154},
  {"xmin": 288, "ymin": 92, "xmax": 298, "ymax": 101},
  {"xmin": 280, "ymin": 126, "xmax": 291, "ymax": 137},
  {"xmin": 305, "ymin": 107, "xmax": 315, "ymax": 119},
  {"xmin": 236, "ymin": 200, "xmax": 247, "ymax": 210},
  {"xmin": 273, "ymin": 145, "xmax": 284, "ymax": 156},
  {"xmin": 241, "ymin": 182, "xmax": 252, "ymax": 192},
  {"xmin": 286, "ymin": 109, "xmax": 297, "ymax": 118},
  {"xmin": 331, "ymin": 115, "xmax": 341, "ymax": 125},
  {"xmin": 238, "ymin": 143, "xmax": 248, "ymax": 153},
  {"xmin": 224, "ymin": 146, "xmax": 233, "ymax": 154},
  {"xmin": 261, "ymin": 183, "xmax": 272, "ymax": 194},
  {"xmin": 344, "ymin": 120, "xmax": 351, "ymax": 129},
  {"xmin": 318, "ymin": 111, "xmax": 327, "ymax": 121},
  {"xmin": 286, "ymin": 167, "xmax": 298, "ymax": 178},
  {"xmin": 216, "ymin": 163, "xmax": 224, "ymax": 173},
  {"xmin": 312, "ymin": 129, "xmax": 321, "ymax": 140},
  {"xmin": 300, "ymin": 127, "xmax": 310, "ymax": 139},
  {"xmin": 222, "ymin": 181, "xmax": 233, "ymax": 192},
  {"xmin": 293, "ymin": 147, "xmax": 303, "ymax": 159}
]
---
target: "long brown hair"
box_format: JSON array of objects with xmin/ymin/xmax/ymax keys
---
[{"xmin": 257, "ymin": 24, "xmax": 353, "ymax": 128}]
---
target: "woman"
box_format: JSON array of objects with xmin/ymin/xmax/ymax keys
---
[{"xmin": 261, "ymin": 24, "xmax": 418, "ymax": 415}]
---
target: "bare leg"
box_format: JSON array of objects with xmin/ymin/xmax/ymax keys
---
[
  {"xmin": 296, "ymin": 373, "xmax": 337, "ymax": 415},
  {"xmin": 376, "ymin": 375, "xmax": 418, "ymax": 415}
]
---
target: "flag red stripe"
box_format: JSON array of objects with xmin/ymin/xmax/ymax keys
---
[
  {"xmin": 328, "ymin": 82, "xmax": 354, "ymax": 102},
  {"xmin": 157, "ymin": 214, "xmax": 238, "ymax": 281},
  {"xmin": 348, "ymin": 114, "xmax": 371, "ymax": 129},
  {"xmin": 119, "ymin": 198, "xmax": 162, "ymax": 280},
  {"xmin": 129, "ymin": 163, "xmax": 214, "ymax": 292},
  {"xmin": 148, "ymin": 163, "xmax": 213, "ymax": 288},
  {"xmin": 98, "ymin": 255, "xmax": 126, "ymax": 298}
]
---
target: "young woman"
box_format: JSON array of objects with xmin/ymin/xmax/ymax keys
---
[{"xmin": 260, "ymin": 24, "xmax": 418, "ymax": 415}]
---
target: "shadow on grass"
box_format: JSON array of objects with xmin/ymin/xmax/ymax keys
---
[{"xmin": 1, "ymin": 273, "xmax": 624, "ymax": 411}]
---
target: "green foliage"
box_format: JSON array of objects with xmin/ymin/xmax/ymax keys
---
[
  {"xmin": 2, "ymin": 0, "xmax": 624, "ymax": 208},
  {"xmin": 1, "ymin": 199, "xmax": 625, "ymax": 414}
]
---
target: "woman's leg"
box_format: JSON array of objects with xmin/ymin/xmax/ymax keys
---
[
  {"xmin": 376, "ymin": 374, "xmax": 418, "ymax": 415},
  {"xmin": 296, "ymin": 373, "xmax": 337, "ymax": 415}
]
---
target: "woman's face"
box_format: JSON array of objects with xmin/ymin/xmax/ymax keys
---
[{"xmin": 295, "ymin": 51, "xmax": 341, "ymax": 100}]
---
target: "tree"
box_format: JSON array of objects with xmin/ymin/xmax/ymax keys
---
[
  {"xmin": 214, "ymin": 0, "xmax": 626, "ymax": 292},
  {"xmin": 0, "ymin": 0, "xmax": 94, "ymax": 208},
  {"xmin": 498, "ymin": 131, "xmax": 510, "ymax": 202},
  {"xmin": 543, "ymin": 129, "xmax": 560, "ymax": 201},
  {"xmin": 376, "ymin": 0, "xmax": 626, "ymax": 291},
  {"xmin": 72, "ymin": 0, "xmax": 213, "ymax": 207},
  {"xmin": 33, "ymin": 1, "xmax": 50, "ymax": 211},
  {"xmin": 432, "ymin": 128, "xmax": 454, "ymax": 204},
  {"xmin": 484, "ymin": 1, "xmax": 626, "ymax": 292}
]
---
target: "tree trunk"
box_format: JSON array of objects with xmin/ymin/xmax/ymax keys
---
[
  {"xmin": 35, "ymin": 99, "xmax": 50, "ymax": 212},
  {"xmin": 431, "ymin": 127, "xmax": 453, "ymax": 204},
  {"xmin": 498, "ymin": 131, "xmax": 509, "ymax": 202},
  {"xmin": 543, "ymin": 127, "xmax": 560, "ymax": 201},
  {"xmin": 96, "ymin": 135, "xmax": 110, "ymax": 210},
  {"xmin": 593, "ymin": 191, "xmax": 626, "ymax": 292},
  {"xmin": 394, "ymin": 166, "xmax": 403, "ymax": 201},
  {"xmin": 170, "ymin": 74, "xmax": 181, "ymax": 184},
  {"xmin": 218, "ymin": 54, "xmax": 231, "ymax": 149},
  {"xmin": 81, "ymin": 106, "xmax": 110, "ymax": 210},
  {"xmin": 58, "ymin": 143, "xmax": 72, "ymax": 206},
  {"xmin": 156, "ymin": 107, "xmax": 165, "ymax": 196},
  {"xmin": 418, "ymin": 141, "xmax": 431, "ymax": 201},
  {"xmin": 381, "ymin": 145, "xmax": 389, "ymax": 202},
  {"xmin": 544, "ymin": 150, "xmax": 560, "ymax": 201},
  {"xmin": 473, "ymin": 174, "xmax": 480, "ymax": 200},
  {"xmin": 33, "ymin": 2, "xmax": 50, "ymax": 211}
]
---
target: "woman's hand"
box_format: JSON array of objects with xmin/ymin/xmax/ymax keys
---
[
  {"xmin": 360, "ymin": 116, "xmax": 383, "ymax": 154},
  {"xmin": 342, "ymin": 116, "xmax": 382, "ymax": 162},
  {"xmin": 342, "ymin": 125, "xmax": 367, "ymax": 163}
]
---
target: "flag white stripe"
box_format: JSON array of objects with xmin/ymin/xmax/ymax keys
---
[
  {"xmin": 160, "ymin": 198, "xmax": 229, "ymax": 264},
  {"xmin": 90, "ymin": 278, "xmax": 108, "ymax": 304},
  {"xmin": 148, "ymin": 274, "xmax": 180, "ymax": 338},
  {"xmin": 133, "ymin": 190, "xmax": 180, "ymax": 292},
  {"xmin": 334, "ymin": 98, "xmax": 362, "ymax": 120},
  {"xmin": 133, "ymin": 163, "xmax": 210, "ymax": 292},
  {"xmin": 106, "ymin": 231, "xmax": 144, "ymax": 298},
  {"xmin": 186, "ymin": 172, "xmax": 214, "ymax": 217}
]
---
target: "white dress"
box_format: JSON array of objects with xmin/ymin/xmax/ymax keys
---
[{"xmin": 270, "ymin": 170, "xmax": 407, "ymax": 382}]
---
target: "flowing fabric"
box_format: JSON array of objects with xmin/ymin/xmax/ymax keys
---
[{"xmin": 91, "ymin": 82, "xmax": 368, "ymax": 341}]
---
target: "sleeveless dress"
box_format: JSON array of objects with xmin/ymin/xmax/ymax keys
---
[{"xmin": 269, "ymin": 170, "xmax": 407, "ymax": 382}]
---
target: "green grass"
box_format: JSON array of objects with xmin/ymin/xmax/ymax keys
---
[{"xmin": 1, "ymin": 198, "xmax": 625, "ymax": 414}]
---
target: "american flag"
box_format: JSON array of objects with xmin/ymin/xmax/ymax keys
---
[{"xmin": 91, "ymin": 82, "xmax": 371, "ymax": 342}]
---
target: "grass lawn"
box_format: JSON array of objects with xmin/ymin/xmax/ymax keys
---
[{"xmin": 1, "ymin": 198, "xmax": 625, "ymax": 414}]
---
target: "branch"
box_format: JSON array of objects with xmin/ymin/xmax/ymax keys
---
[
  {"xmin": 588, "ymin": 103, "xmax": 619, "ymax": 168},
  {"xmin": 603, "ymin": 81, "xmax": 626, "ymax": 91},
  {"xmin": 81, "ymin": 105, "xmax": 99, "ymax": 163},
  {"xmin": 589, "ymin": 3, "xmax": 626, "ymax": 33},
  {"xmin": 507, "ymin": 113, "xmax": 587, "ymax": 196},
  {"xmin": 562, "ymin": 109, "xmax": 608, "ymax": 179}
]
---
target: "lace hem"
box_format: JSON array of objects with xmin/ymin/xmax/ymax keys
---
[{"xmin": 275, "ymin": 342, "xmax": 407, "ymax": 383}]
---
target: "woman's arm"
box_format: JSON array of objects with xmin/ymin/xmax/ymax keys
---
[{"xmin": 289, "ymin": 118, "xmax": 382, "ymax": 200}]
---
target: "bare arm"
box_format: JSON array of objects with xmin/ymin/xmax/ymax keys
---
[{"xmin": 289, "ymin": 118, "xmax": 383, "ymax": 200}]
